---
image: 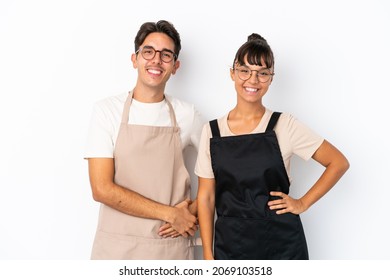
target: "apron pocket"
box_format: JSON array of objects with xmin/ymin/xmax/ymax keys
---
[{"xmin": 214, "ymin": 214, "xmax": 308, "ymax": 260}]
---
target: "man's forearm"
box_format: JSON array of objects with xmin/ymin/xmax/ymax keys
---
[{"xmin": 93, "ymin": 180, "xmax": 176, "ymax": 223}]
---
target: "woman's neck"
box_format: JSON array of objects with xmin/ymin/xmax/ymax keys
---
[{"xmin": 227, "ymin": 104, "xmax": 265, "ymax": 134}]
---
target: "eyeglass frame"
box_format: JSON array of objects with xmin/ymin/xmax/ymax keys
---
[
  {"xmin": 232, "ymin": 65, "xmax": 275, "ymax": 83},
  {"xmin": 135, "ymin": 45, "xmax": 178, "ymax": 63}
]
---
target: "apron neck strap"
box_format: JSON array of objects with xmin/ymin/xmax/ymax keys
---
[
  {"xmin": 165, "ymin": 97, "xmax": 178, "ymax": 127},
  {"xmin": 209, "ymin": 119, "xmax": 221, "ymax": 138},
  {"xmin": 266, "ymin": 112, "xmax": 282, "ymax": 131}
]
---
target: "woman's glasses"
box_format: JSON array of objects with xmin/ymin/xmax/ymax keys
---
[{"xmin": 234, "ymin": 66, "xmax": 274, "ymax": 83}]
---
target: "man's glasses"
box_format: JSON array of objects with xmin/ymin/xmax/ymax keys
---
[
  {"xmin": 234, "ymin": 66, "xmax": 274, "ymax": 83},
  {"xmin": 136, "ymin": 46, "xmax": 177, "ymax": 63}
]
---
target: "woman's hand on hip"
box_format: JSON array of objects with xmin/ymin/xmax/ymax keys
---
[{"xmin": 267, "ymin": 191, "xmax": 307, "ymax": 215}]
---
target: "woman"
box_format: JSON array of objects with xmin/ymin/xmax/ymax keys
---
[{"xmin": 195, "ymin": 33, "xmax": 349, "ymax": 260}]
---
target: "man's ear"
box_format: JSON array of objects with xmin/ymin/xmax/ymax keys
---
[
  {"xmin": 171, "ymin": 60, "xmax": 180, "ymax": 75},
  {"xmin": 131, "ymin": 53, "xmax": 137, "ymax": 69}
]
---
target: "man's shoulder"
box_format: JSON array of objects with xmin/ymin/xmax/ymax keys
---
[
  {"xmin": 95, "ymin": 92, "xmax": 127, "ymax": 107},
  {"xmin": 165, "ymin": 95, "xmax": 196, "ymax": 113},
  {"xmin": 92, "ymin": 92, "xmax": 127, "ymax": 115},
  {"xmin": 89, "ymin": 92, "xmax": 128, "ymax": 121}
]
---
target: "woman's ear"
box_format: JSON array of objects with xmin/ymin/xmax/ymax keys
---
[
  {"xmin": 230, "ymin": 68, "xmax": 235, "ymax": 81},
  {"xmin": 269, "ymin": 72, "xmax": 274, "ymax": 85}
]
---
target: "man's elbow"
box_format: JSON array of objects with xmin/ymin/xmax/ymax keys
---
[{"xmin": 90, "ymin": 182, "xmax": 109, "ymax": 203}]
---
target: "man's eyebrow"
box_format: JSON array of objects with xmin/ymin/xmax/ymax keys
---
[{"xmin": 143, "ymin": 45, "xmax": 174, "ymax": 53}]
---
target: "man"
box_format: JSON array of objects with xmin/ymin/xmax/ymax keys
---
[{"xmin": 85, "ymin": 20, "xmax": 203, "ymax": 259}]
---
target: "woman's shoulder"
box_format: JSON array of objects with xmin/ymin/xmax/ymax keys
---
[
  {"xmin": 264, "ymin": 109, "xmax": 305, "ymax": 135},
  {"xmin": 208, "ymin": 114, "xmax": 228, "ymax": 128},
  {"xmin": 267, "ymin": 110, "xmax": 296, "ymax": 127},
  {"xmin": 272, "ymin": 110, "xmax": 321, "ymax": 140},
  {"xmin": 267, "ymin": 109, "xmax": 293, "ymax": 119},
  {"xmin": 208, "ymin": 114, "xmax": 231, "ymax": 136}
]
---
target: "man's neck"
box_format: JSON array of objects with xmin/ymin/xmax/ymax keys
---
[{"xmin": 132, "ymin": 86, "xmax": 165, "ymax": 103}]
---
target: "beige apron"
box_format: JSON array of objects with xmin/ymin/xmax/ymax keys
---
[{"xmin": 91, "ymin": 92, "xmax": 195, "ymax": 260}]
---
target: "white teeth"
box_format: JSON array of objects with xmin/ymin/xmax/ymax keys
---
[
  {"xmin": 148, "ymin": 69, "xmax": 161, "ymax": 75},
  {"xmin": 245, "ymin": 87, "xmax": 258, "ymax": 92}
]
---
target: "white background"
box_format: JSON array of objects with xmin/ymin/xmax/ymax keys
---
[{"xmin": 0, "ymin": 0, "xmax": 389, "ymax": 260}]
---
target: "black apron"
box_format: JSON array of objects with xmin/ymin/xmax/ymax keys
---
[{"xmin": 210, "ymin": 112, "xmax": 309, "ymax": 260}]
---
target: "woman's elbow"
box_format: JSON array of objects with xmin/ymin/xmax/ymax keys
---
[{"xmin": 337, "ymin": 155, "xmax": 350, "ymax": 176}]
